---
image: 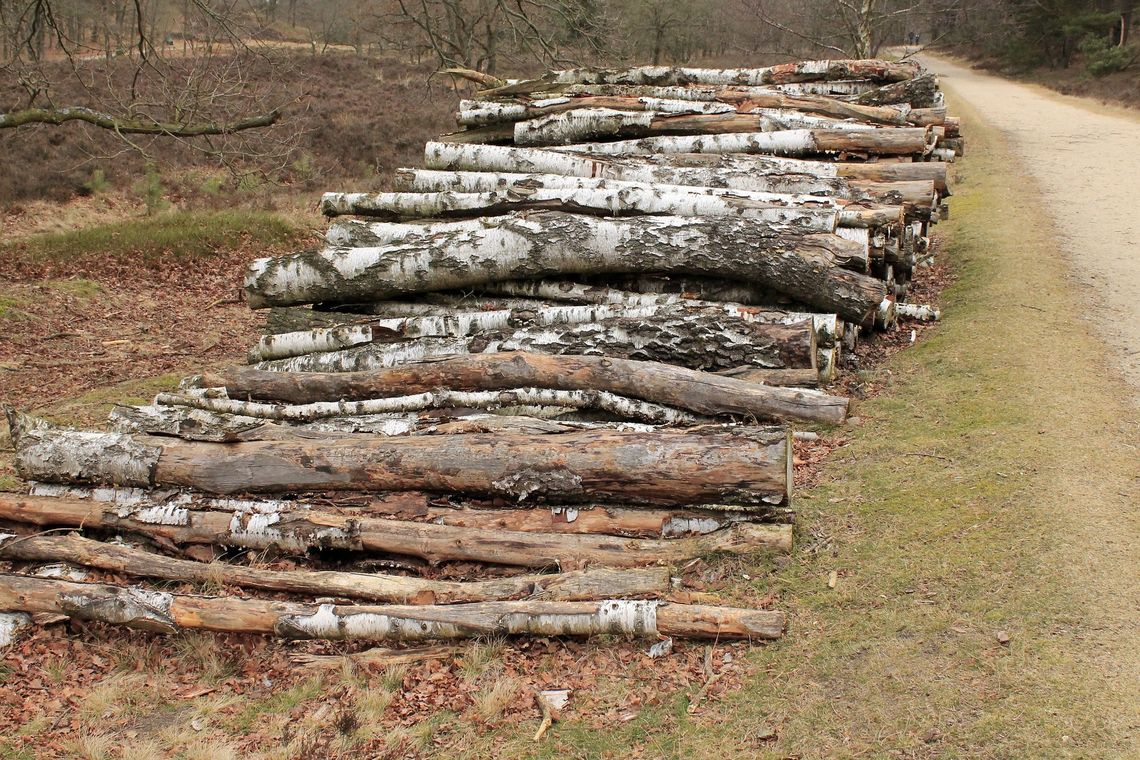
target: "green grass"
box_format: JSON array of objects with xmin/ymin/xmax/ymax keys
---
[
  {"xmin": 37, "ymin": 372, "xmax": 184, "ymax": 427},
  {"xmin": 1, "ymin": 210, "xmax": 299, "ymax": 264},
  {"xmin": 434, "ymin": 86, "xmax": 1139, "ymax": 760},
  {"xmin": 0, "ymin": 295, "xmax": 32, "ymax": 321}
]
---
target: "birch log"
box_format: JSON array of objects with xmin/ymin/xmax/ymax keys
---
[
  {"xmin": 855, "ymin": 74, "xmax": 940, "ymax": 108},
  {"xmin": 251, "ymin": 314, "xmax": 818, "ymax": 374},
  {"xmin": 200, "ymin": 353, "xmax": 850, "ymax": 422},
  {"xmin": 457, "ymin": 91, "xmax": 915, "ymax": 126},
  {"xmin": 11, "ymin": 416, "xmax": 794, "ymax": 505},
  {"xmin": 243, "ymin": 212, "xmax": 887, "ymax": 324},
  {"xmin": 480, "ymin": 60, "xmax": 921, "ymax": 96},
  {"xmin": 553, "ymin": 128, "xmax": 932, "ymax": 158},
  {"xmin": 0, "ymin": 533, "xmax": 671, "ymax": 604},
  {"xmin": 154, "ymin": 388, "xmax": 703, "ymax": 426},
  {"xmin": 380, "ymin": 172, "xmax": 902, "ymax": 229},
  {"xmin": 0, "ymin": 575, "xmax": 786, "ymax": 641},
  {"xmin": 318, "ymin": 188, "xmax": 839, "ymax": 232},
  {"xmin": 421, "ymin": 144, "xmax": 931, "ymax": 206},
  {"xmin": 447, "ymin": 108, "xmax": 885, "ymax": 146},
  {"xmin": 254, "ymin": 301, "xmax": 828, "ymax": 362},
  {"xmin": 0, "ymin": 494, "xmax": 794, "ymax": 567}
]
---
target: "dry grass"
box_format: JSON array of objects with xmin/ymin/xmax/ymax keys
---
[{"xmin": 473, "ymin": 677, "xmax": 522, "ymax": 722}]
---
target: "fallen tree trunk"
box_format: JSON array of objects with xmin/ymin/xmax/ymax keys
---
[
  {"xmin": 854, "ymin": 74, "xmax": 940, "ymax": 108},
  {"xmin": 421, "ymin": 145, "xmax": 933, "ymax": 209},
  {"xmin": 447, "ymin": 108, "xmax": 884, "ymax": 146},
  {"xmin": 457, "ymin": 90, "xmax": 916, "ymax": 126},
  {"xmin": 0, "ymin": 493, "xmax": 794, "ymax": 567},
  {"xmin": 11, "ymin": 416, "xmax": 793, "ymax": 505},
  {"xmin": 201, "ymin": 352, "xmax": 850, "ymax": 423},
  {"xmin": 553, "ymin": 128, "xmax": 932, "ymax": 158},
  {"xmin": 717, "ymin": 366, "xmax": 821, "ymax": 387},
  {"xmin": 319, "ymin": 188, "xmax": 839, "ymax": 232},
  {"xmin": 834, "ymin": 161, "xmax": 948, "ymax": 192},
  {"xmin": 155, "ymin": 388, "xmax": 703, "ymax": 426},
  {"xmin": 0, "ymin": 533, "xmax": 670, "ymax": 604},
  {"xmin": 384, "ymin": 171, "xmax": 900, "ymax": 229},
  {"xmin": 0, "ymin": 574, "xmax": 786, "ymax": 641},
  {"xmin": 480, "ymin": 59, "xmax": 921, "ymax": 96},
  {"xmin": 244, "ymin": 212, "xmax": 887, "ymax": 325},
  {"xmin": 251, "ymin": 316, "xmax": 818, "ymax": 375},
  {"xmin": 255, "ymin": 300, "xmax": 828, "ymax": 362}
]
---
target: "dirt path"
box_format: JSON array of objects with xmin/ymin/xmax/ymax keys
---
[{"xmin": 920, "ymin": 54, "xmax": 1140, "ymax": 398}]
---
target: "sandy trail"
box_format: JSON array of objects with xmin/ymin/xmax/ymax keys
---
[{"xmin": 921, "ymin": 54, "xmax": 1140, "ymax": 399}]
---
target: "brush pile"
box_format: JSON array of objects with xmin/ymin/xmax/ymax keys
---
[{"xmin": 0, "ymin": 59, "xmax": 956, "ymax": 650}]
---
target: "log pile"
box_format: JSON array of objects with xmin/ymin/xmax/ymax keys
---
[{"xmin": 0, "ymin": 59, "xmax": 958, "ymax": 650}]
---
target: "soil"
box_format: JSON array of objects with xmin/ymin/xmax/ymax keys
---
[{"xmin": 921, "ymin": 53, "xmax": 1140, "ymax": 398}]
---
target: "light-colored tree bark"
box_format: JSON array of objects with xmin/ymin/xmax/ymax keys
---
[
  {"xmin": 480, "ymin": 60, "xmax": 921, "ymax": 96},
  {"xmin": 254, "ymin": 300, "xmax": 830, "ymax": 362},
  {"xmin": 201, "ymin": 352, "xmax": 850, "ymax": 423},
  {"xmin": 0, "ymin": 494, "xmax": 793, "ymax": 567},
  {"xmin": 553, "ymin": 127, "xmax": 932, "ymax": 158},
  {"xmin": 319, "ymin": 187, "xmax": 839, "ymax": 232},
  {"xmin": 0, "ymin": 575, "xmax": 786, "ymax": 641},
  {"xmin": 388, "ymin": 169, "xmax": 901, "ymax": 229},
  {"xmin": 244, "ymin": 212, "xmax": 886, "ymax": 324},
  {"xmin": 0, "ymin": 533, "xmax": 670, "ymax": 604}
]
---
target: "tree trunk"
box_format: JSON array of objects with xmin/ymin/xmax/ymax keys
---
[
  {"xmin": 0, "ymin": 574, "xmax": 786, "ymax": 641},
  {"xmin": 367, "ymin": 174, "xmax": 901, "ymax": 229},
  {"xmin": 254, "ymin": 301, "xmax": 826, "ymax": 364},
  {"xmin": 11, "ymin": 416, "xmax": 794, "ymax": 506},
  {"xmin": 717, "ymin": 366, "xmax": 821, "ymax": 387},
  {"xmin": 448, "ymin": 108, "xmax": 886, "ymax": 146},
  {"xmin": 319, "ymin": 188, "xmax": 839, "ymax": 233},
  {"xmin": 244, "ymin": 212, "xmax": 887, "ymax": 325},
  {"xmin": 835, "ymin": 161, "xmax": 948, "ymax": 192},
  {"xmin": 155, "ymin": 388, "xmax": 702, "ymax": 426},
  {"xmin": 552, "ymin": 128, "xmax": 932, "ymax": 158},
  {"xmin": 0, "ymin": 533, "xmax": 671, "ymax": 604},
  {"xmin": 421, "ymin": 144, "xmax": 933, "ymax": 209},
  {"xmin": 251, "ymin": 317, "xmax": 818, "ymax": 375},
  {"xmin": 855, "ymin": 74, "xmax": 940, "ymax": 108},
  {"xmin": 456, "ymin": 91, "xmax": 916, "ymax": 127},
  {"xmin": 201, "ymin": 352, "xmax": 850, "ymax": 423},
  {"xmin": 480, "ymin": 60, "xmax": 921, "ymax": 97},
  {"xmin": 0, "ymin": 494, "xmax": 794, "ymax": 567}
]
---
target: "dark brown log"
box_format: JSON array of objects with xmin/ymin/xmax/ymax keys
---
[
  {"xmin": 854, "ymin": 74, "xmax": 940, "ymax": 107},
  {"xmin": 0, "ymin": 494, "xmax": 794, "ymax": 568},
  {"xmin": 200, "ymin": 352, "xmax": 850, "ymax": 424},
  {"xmin": 0, "ymin": 574, "xmax": 785, "ymax": 641},
  {"xmin": 717, "ymin": 367, "xmax": 821, "ymax": 388},
  {"xmin": 0, "ymin": 532, "xmax": 670, "ymax": 604},
  {"xmin": 10, "ymin": 417, "xmax": 794, "ymax": 506}
]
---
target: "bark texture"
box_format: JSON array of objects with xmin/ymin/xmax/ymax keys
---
[
  {"xmin": 0, "ymin": 494, "xmax": 794, "ymax": 567},
  {"xmin": 11, "ymin": 419, "xmax": 793, "ymax": 506},
  {"xmin": 553, "ymin": 128, "xmax": 931, "ymax": 158},
  {"xmin": 244, "ymin": 212, "xmax": 886, "ymax": 325},
  {"xmin": 203, "ymin": 353, "xmax": 850, "ymax": 424},
  {"xmin": 0, "ymin": 574, "xmax": 785, "ymax": 641},
  {"xmin": 0, "ymin": 533, "xmax": 670, "ymax": 604}
]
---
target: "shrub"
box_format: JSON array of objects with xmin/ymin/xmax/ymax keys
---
[{"xmin": 1079, "ymin": 35, "xmax": 1138, "ymax": 77}]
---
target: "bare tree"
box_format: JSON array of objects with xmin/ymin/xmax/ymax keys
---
[{"xmin": 0, "ymin": 0, "xmax": 301, "ymax": 171}]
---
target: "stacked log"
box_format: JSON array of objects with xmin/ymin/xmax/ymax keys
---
[{"xmin": 0, "ymin": 59, "xmax": 958, "ymax": 649}]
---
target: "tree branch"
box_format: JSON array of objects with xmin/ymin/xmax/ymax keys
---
[{"xmin": 0, "ymin": 106, "xmax": 282, "ymax": 135}]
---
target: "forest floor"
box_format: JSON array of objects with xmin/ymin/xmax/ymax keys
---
[{"xmin": 1, "ymin": 64, "xmax": 1138, "ymax": 759}]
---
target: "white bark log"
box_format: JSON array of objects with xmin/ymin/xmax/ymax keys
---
[
  {"xmin": 896, "ymin": 302, "xmax": 941, "ymax": 321},
  {"xmin": 320, "ymin": 188, "xmax": 839, "ymax": 233},
  {"xmin": 154, "ymin": 388, "xmax": 701, "ymax": 426},
  {"xmin": 555, "ymin": 128, "xmax": 931, "ymax": 158},
  {"xmin": 246, "ymin": 212, "xmax": 884, "ymax": 323}
]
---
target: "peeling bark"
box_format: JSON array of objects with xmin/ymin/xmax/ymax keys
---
[
  {"xmin": 12, "ymin": 420, "xmax": 793, "ymax": 506},
  {"xmin": 204, "ymin": 352, "xmax": 850, "ymax": 424},
  {"xmin": 243, "ymin": 211, "xmax": 885, "ymax": 324},
  {"xmin": 0, "ymin": 494, "xmax": 794, "ymax": 567},
  {"xmin": 553, "ymin": 128, "xmax": 932, "ymax": 158},
  {"xmin": 155, "ymin": 388, "xmax": 700, "ymax": 426},
  {"xmin": 254, "ymin": 300, "xmax": 825, "ymax": 364},
  {"xmin": 0, "ymin": 533, "xmax": 670, "ymax": 604},
  {"xmin": 0, "ymin": 575, "xmax": 786, "ymax": 641},
  {"xmin": 480, "ymin": 60, "xmax": 921, "ymax": 97},
  {"xmin": 319, "ymin": 188, "xmax": 839, "ymax": 233}
]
